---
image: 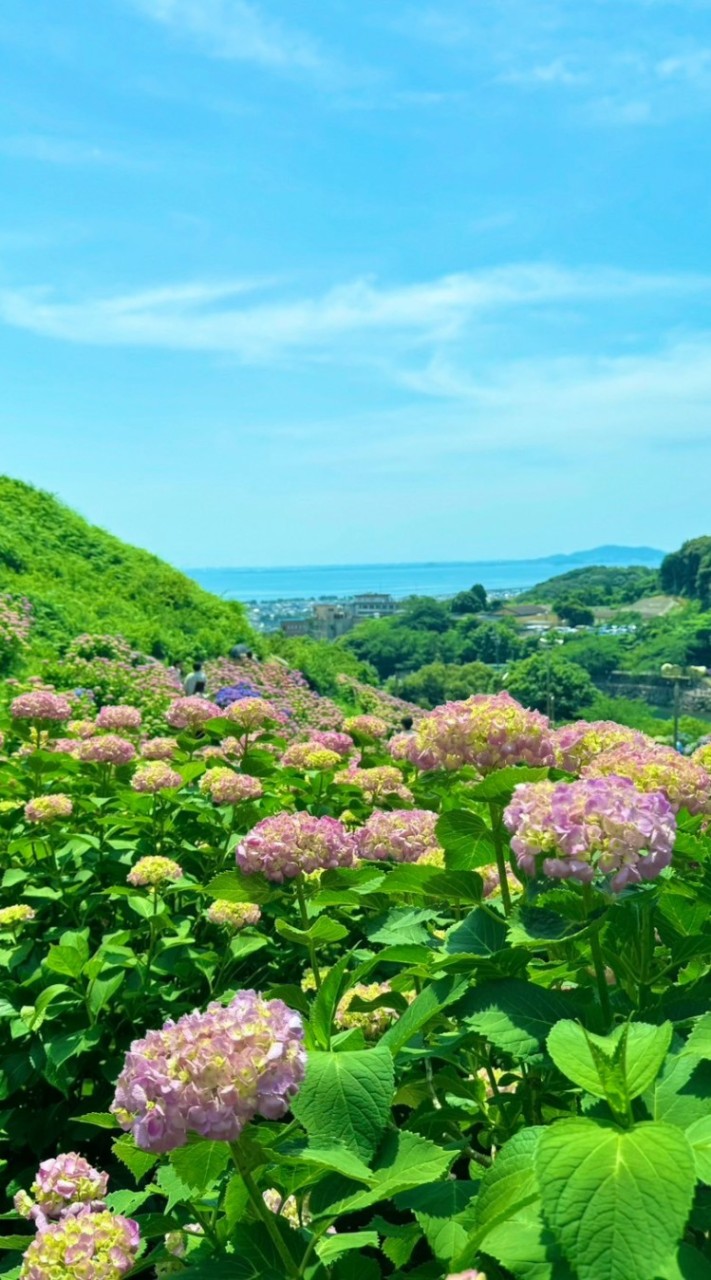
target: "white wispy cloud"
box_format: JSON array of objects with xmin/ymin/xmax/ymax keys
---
[
  {"xmin": 127, "ymin": 0, "xmax": 330, "ymax": 75},
  {"xmin": 0, "ymin": 135, "xmax": 134, "ymax": 166},
  {"xmin": 1, "ymin": 264, "xmax": 709, "ymax": 361},
  {"xmin": 500, "ymin": 59, "xmax": 585, "ymax": 87}
]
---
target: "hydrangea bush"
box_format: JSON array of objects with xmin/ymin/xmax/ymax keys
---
[{"xmin": 1, "ymin": 668, "xmax": 711, "ymax": 1280}]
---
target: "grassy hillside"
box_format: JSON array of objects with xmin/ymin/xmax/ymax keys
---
[{"xmin": 0, "ymin": 477, "xmax": 253, "ymax": 663}]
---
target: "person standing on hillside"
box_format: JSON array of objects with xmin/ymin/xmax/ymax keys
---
[{"xmin": 183, "ymin": 660, "xmax": 207, "ymax": 695}]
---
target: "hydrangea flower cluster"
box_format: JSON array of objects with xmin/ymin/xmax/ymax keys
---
[
  {"xmin": 262, "ymin": 1189, "xmax": 306, "ymax": 1229},
  {"xmin": 504, "ymin": 776, "xmax": 676, "ymax": 891},
  {"xmin": 127, "ymin": 857, "xmax": 183, "ymax": 888},
  {"xmin": 237, "ymin": 812, "xmax": 356, "ymax": 882},
  {"xmin": 111, "ymin": 991, "xmax": 306, "ymax": 1151},
  {"xmin": 335, "ymin": 673, "xmax": 423, "ymax": 729},
  {"xmin": 206, "ymin": 900, "xmax": 261, "ymax": 930},
  {"xmin": 308, "ymin": 730, "xmax": 354, "ymax": 758},
  {"xmin": 14, "ymin": 1154, "xmax": 109, "ymax": 1228},
  {"xmin": 96, "ymin": 705, "xmax": 142, "ymax": 731},
  {"xmin": 198, "ymin": 768, "xmax": 263, "ymax": 805},
  {"xmin": 552, "ymin": 720, "xmax": 650, "ymax": 773},
  {"xmin": 335, "ymin": 982, "xmax": 403, "ymax": 1040},
  {"xmin": 165, "ymin": 697, "xmax": 222, "ymax": 731},
  {"xmin": 223, "ymin": 697, "xmax": 279, "ymax": 733},
  {"xmin": 77, "ymin": 736, "xmax": 136, "ymax": 766},
  {"xmin": 446, "ymin": 1268, "xmax": 488, "ymax": 1279},
  {"xmin": 280, "ymin": 741, "xmax": 342, "ymax": 771},
  {"xmin": 131, "ymin": 761, "xmax": 183, "ymax": 793},
  {"xmin": 343, "ymin": 714, "xmax": 389, "ymax": 739},
  {"xmin": 355, "ymin": 809, "xmax": 443, "ymax": 864},
  {"xmin": 400, "ymin": 692, "xmax": 554, "ymax": 774},
  {"xmin": 67, "ymin": 719, "xmax": 97, "ymax": 739},
  {"xmin": 205, "ymin": 656, "xmax": 344, "ymax": 736},
  {"xmin": 693, "ymin": 742, "xmax": 711, "ymax": 771},
  {"xmin": 24, "ymin": 794, "xmax": 73, "ymax": 824},
  {"xmin": 213, "ymin": 681, "xmax": 262, "ymax": 709},
  {"xmin": 0, "ymin": 903, "xmax": 36, "ymax": 928},
  {"xmin": 11, "ymin": 691, "xmax": 72, "ymax": 722},
  {"xmin": 336, "ymin": 764, "xmax": 414, "ymax": 805},
  {"xmin": 583, "ymin": 742, "xmax": 711, "ymax": 815},
  {"xmin": 19, "ymin": 1209, "xmax": 140, "ymax": 1280},
  {"xmin": 140, "ymin": 736, "xmax": 179, "ymax": 760}
]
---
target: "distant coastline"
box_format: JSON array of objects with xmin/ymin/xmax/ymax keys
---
[{"xmin": 185, "ymin": 546, "xmax": 665, "ymax": 604}]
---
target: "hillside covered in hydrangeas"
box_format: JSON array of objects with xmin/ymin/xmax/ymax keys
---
[{"xmin": 0, "ymin": 477, "xmax": 252, "ymax": 664}]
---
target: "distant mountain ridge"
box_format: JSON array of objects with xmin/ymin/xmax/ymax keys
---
[{"xmin": 529, "ymin": 545, "xmax": 665, "ymax": 568}]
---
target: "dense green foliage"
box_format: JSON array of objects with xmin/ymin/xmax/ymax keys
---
[
  {"xmin": 342, "ymin": 603, "xmax": 533, "ymax": 681},
  {"xmin": 267, "ymin": 635, "xmax": 377, "ymax": 697},
  {"xmin": 521, "ymin": 564, "xmax": 659, "ymax": 606},
  {"xmin": 0, "ymin": 477, "xmax": 253, "ymax": 663},
  {"xmin": 661, "ymin": 536, "xmax": 711, "ymax": 606},
  {"xmin": 503, "ymin": 653, "xmax": 596, "ymax": 720}
]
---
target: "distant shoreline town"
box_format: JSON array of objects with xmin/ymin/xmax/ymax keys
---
[{"xmin": 246, "ymin": 587, "xmax": 524, "ymax": 635}]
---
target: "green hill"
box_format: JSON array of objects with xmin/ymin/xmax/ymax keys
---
[
  {"xmin": 520, "ymin": 564, "xmax": 660, "ymax": 607},
  {"xmin": 0, "ymin": 477, "xmax": 253, "ymax": 663}
]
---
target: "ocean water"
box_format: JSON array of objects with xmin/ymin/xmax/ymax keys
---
[{"xmin": 186, "ymin": 550, "xmax": 663, "ymax": 603}]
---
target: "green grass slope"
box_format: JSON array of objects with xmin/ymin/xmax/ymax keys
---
[{"xmin": 0, "ymin": 477, "xmax": 253, "ymax": 662}]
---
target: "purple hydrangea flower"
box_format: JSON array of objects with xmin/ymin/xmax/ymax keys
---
[
  {"xmin": 504, "ymin": 775, "xmax": 676, "ymax": 891},
  {"xmin": 583, "ymin": 742, "xmax": 711, "ymax": 815},
  {"xmin": 96, "ymin": 705, "xmax": 142, "ymax": 731},
  {"xmin": 77, "ymin": 736, "xmax": 136, "ymax": 766},
  {"xmin": 111, "ymin": 991, "xmax": 305, "ymax": 1152},
  {"xmin": 11, "ymin": 691, "xmax": 72, "ymax": 722},
  {"xmin": 355, "ymin": 809, "xmax": 442, "ymax": 863},
  {"xmin": 237, "ymin": 812, "xmax": 356, "ymax": 882},
  {"xmin": 198, "ymin": 768, "xmax": 263, "ymax": 805},
  {"xmin": 400, "ymin": 692, "xmax": 554, "ymax": 774},
  {"xmin": 165, "ymin": 697, "xmax": 222, "ymax": 731}
]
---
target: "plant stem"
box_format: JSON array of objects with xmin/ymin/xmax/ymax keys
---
[
  {"xmin": 582, "ymin": 885, "xmax": 612, "ymax": 1031},
  {"xmin": 144, "ymin": 887, "xmax": 159, "ymax": 993},
  {"xmin": 488, "ymin": 802, "xmax": 512, "ymax": 916},
  {"xmin": 295, "ymin": 875, "xmax": 321, "ymax": 989},
  {"xmin": 229, "ymin": 1141, "xmax": 299, "ymax": 1278}
]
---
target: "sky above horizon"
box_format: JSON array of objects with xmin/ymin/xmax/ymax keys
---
[{"xmin": 1, "ymin": 1, "xmax": 711, "ymax": 567}]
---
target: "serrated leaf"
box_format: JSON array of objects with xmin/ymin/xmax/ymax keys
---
[
  {"xmin": 436, "ymin": 810, "xmax": 495, "ymax": 870},
  {"xmin": 317, "ymin": 1232, "xmax": 379, "ymax": 1263},
  {"xmin": 169, "ymin": 1139, "xmax": 230, "ymax": 1193},
  {"xmin": 72, "ymin": 1111, "xmax": 119, "ymax": 1129},
  {"xmin": 547, "ymin": 1021, "xmax": 672, "ymax": 1104},
  {"xmin": 445, "ymin": 907, "xmax": 507, "ymax": 956},
  {"xmin": 536, "ymin": 1119, "xmax": 696, "ymax": 1280},
  {"xmin": 685, "ymin": 1013, "xmax": 711, "ymax": 1060},
  {"xmin": 481, "ymin": 1207, "xmax": 574, "ymax": 1280},
  {"xmin": 43, "ymin": 943, "xmax": 86, "ymax": 979},
  {"xmin": 380, "ymin": 976, "xmax": 466, "ymax": 1056},
  {"xmin": 112, "ymin": 1135, "xmax": 159, "ymax": 1183},
  {"xmin": 310, "ymin": 953, "xmax": 351, "ymax": 1050},
  {"xmin": 460, "ymin": 980, "xmax": 573, "ymax": 1061},
  {"xmin": 291, "ymin": 1046, "xmax": 394, "ymax": 1161},
  {"xmin": 471, "ymin": 766, "xmax": 551, "ymax": 802},
  {"xmin": 395, "ymin": 1180, "xmax": 477, "ymax": 1265},
  {"xmin": 205, "ymin": 872, "xmax": 273, "ymax": 904},
  {"xmin": 685, "ymin": 1116, "xmax": 711, "ymax": 1183},
  {"xmin": 645, "ymin": 1051, "xmax": 711, "ymax": 1129},
  {"xmin": 311, "ymin": 1130, "xmax": 454, "ymax": 1217},
  {"xmin": 455, "ymin": 1127, "xmax": 543, "ymax": 1267},
  {"xmin": 276, "ymin": 916, "xmax": 348, "ymax": 947}
]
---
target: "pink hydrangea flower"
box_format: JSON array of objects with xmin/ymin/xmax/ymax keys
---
[
  {"xmin": 401, "ymin": 692, "xmax": 554, "ymax": 774},
  {"xmin": 343, "ymin": 715, "xmax": 389, "ymax": 740},
  {"xmin": 14, "ymin": 1154, "xmax": 108, "ymax": 1229},
  {"xmin": 25, "ymin": 794, "xmax": 73, "ymax": 824},
  {"xmin": 140, "ymin": 737, "xmax": 179, "ymax": 761},
  {"xmin": 111, "ymin": 991, "xmax": 305, "ymax": 1151},
  {"xmin": 336, "ymin": 764, "xmax": 414, "ymax": 805},
  {"xmin": 206, "ymin": 900, "xmax": 261, "ymax": 929},
  {"xmin": 583, "ymin": 742, "xmax": 711, "ymax": 815},
  {"xmin": 692, "ymin": 742, "xmax": 711, "ymax": 771},
  {"xmin": 77, "ymin": 736, "xmax": 136, "ymax": 766},
  {"xmin": 223, "ymin": 697, "xmax": 279, "ymax": 733},
  {"xmin": 131, "ymin": 761, "xmax": 183, "ymax": 793},
  {"xmin": 198, "ymin": 768, "xmax": 263, "ymax": 806},
  {"xmin": 308, "ymin": 730, "xmax": 355, "ymax": 758},
  {"xmin": 280, "ymin": 741, "xmax": 342, "ymax": 771},
  {"xmin": 237, "ymin": 812, "xmax": 356, "ymax": 882},
  {"xmin": 127, "ymin": 857, "xmax": 183, "ymax": 887},
  {"xmin": 11, "ymin": 691, "xmax": 72, "ymax": 722},
  {"xmin": 165, "ymin": 697, "xmax": 222, "ymax": 731},
  {"xmin": 552, "ymin": 721, "xmax": 651, "ymax": 774},
  {"xmin": 19, "ymin": 1209, "xmax": 140, "ymax": 1280},
  {"xmin": 355, "ymin": 809, "xmax": 443, "ymax": 863},
  {"xmin": 67, "ymin": 720, "xmax": 97, "ymax": 739},
  {"xmin": 96, "ymin": 705, "xmax": 142, "ymax": 731},
  {"xmin": 504, "ymin": 775, "xmax": 676, "ymax": 892}
]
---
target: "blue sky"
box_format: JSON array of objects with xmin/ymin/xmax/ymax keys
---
[{"xmin": 1, "ymin": 0, "xmax": 711, "ymax": 567}]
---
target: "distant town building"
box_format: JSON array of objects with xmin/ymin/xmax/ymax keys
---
[
  {"xmin": 352, "ymin": 593, "xmax": 399, "ymax": 619},
  {"xmin": 280, "ymin": 617, "xmax": 313, "ymax": 638},
  {"xmin": 312, "ymin": 603, "xmax": 355, "ymax": 640}
]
